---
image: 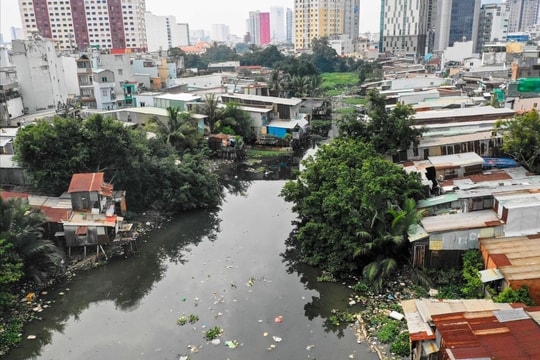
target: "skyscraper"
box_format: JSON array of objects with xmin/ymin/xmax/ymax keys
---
[
  {"xmin": 379, "ymin": 0, "xmax": 431, "ymax": 56},
  {"xmin": 270, "ymin": 6, "xmax": 287, "ymax": 43},
  {"xmin": 432, "ymin": 0, "xmax": 481, "ymax": 51},
  {"xmin": 507, "ymin": 0, "xmax": 540, "ymax": 32},
  {"xmin": 17, "ymin": 0, "xmax": 147, "ymax": 51},
  {"xmin": 212, "ymin": 24, "xmax": 230, "ymax": 43},
  {"xmin": 248, "ymin": 11, "xmax": 261, "ymax": 45},
  {"xmin": 286, "ymin": 8, "xmax": 294, "ymax": 44},
  {"xmin": 294, "ymin": 0, "xmax": 360, "ymax": 49},
  {"xmin": 260, "ymin": 12, "xmax": 271, "ymax": 45},
  {"xmin": 145, "ymin": 12, "xmax": 190, "ymax": 52}
]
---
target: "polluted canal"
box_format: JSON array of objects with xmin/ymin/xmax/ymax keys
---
[{"xmin": 6, "ymin": 157, "xmax": 379, "ymax": 360}]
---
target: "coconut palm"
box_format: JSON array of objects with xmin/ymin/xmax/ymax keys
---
[
  {"xmin": 0, "ymin": 197, "xmax": 66, "ymax": 286},
  {"xmin": 200, "ymin": 93, "xmax": 224, "ymax": 133},
  {"xmin": 150, "ymin": 107, "xmax": 202, "ymax": 151},
  {"xmin": 354, "ymin": 198, "xmax": 423, "ymax": 292}
]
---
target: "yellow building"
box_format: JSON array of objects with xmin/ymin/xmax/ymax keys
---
[{"xmin": 294, "ymin": 0, "xmax": 358, "ymax": 50}]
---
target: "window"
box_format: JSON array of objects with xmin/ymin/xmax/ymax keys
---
[{"xmin": 102, "ymin": 89, "xmax": 108, "ymax": 96}]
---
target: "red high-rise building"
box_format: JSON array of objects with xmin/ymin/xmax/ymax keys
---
[{"xmin": 259, "ymin": 12, "xmax": 270, "ymax": 45}]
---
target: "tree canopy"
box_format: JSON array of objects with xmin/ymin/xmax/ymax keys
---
[
  {"xmin": 337, "ymin": 89, "xmax": 424, "ymax": 156},
  {"xmin": 281, "ymin": 138, "xmax": 424, "ymax": 276},
  {"xmin": 495, "ymin": 110, "xmax": 540, "ymax": 173},
  {"xmin": 14, "ymin": 115, "xmax": 222, "ymax": 212}
]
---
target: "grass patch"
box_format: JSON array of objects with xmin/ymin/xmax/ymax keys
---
[
  {"xmin": 246, "ymin": 148, "xmax": 291, "ymax": 157},
  {"xmin": 321, "ymin": 72, "xmax": 359, "ymax": 88},
  {"xmin": 343, "ymin": 98, "xmax": 366, "ymax": 105},
  {"xmin": 336, "ymin": 107, "xmax": 356, "ymax": 115}
]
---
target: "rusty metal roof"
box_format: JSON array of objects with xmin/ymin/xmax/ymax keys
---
[
  {"xmin": 433, "ymin": 308, "xmax": 540, "ymax": 359},
  {"xmin": 38, "ymin": 206, "xmax": 71, "ymax": 223},
  {"xmin": 68, "ymin": 173, "xmax": 113, "ymax": 195},
  {"xmin": 480, "ymin": 236, "xmax": 540, "ymax": 281},
  {"xmin": 421, "ymin": 209, "xmax": 502, "ymax": 233},
  {"xmin": 0, "ymin": 191, "xmax": 30, "ymax": 200}
]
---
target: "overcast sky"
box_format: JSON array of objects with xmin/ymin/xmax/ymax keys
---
[{"xmin": 1, "ymin": 0, "xmax": 381, "ymax": 42}]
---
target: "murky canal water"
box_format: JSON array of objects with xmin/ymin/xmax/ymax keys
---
[{"xmin": 6, "ymin": 167, "xmax": 379, "ymax": 360}]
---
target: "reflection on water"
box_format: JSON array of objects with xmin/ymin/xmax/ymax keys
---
[{"xmin": 6, "ymin": 159, "xmax": 377, "ymax": 360}]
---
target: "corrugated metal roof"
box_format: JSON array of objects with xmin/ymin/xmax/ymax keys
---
[
  {"xmin": 413, "ymin": 106, "xmax": 515, "ymax": 120},
  {"xmin": 221, "ymin": 93, "xmax": 302, "ymax": 106},
  {"xmin": 433, "ymin": 308, "xmax": 540, "ymax": 360},
  {"xmin": 38, "ymin": 206, "xmax": 71, "ymax": 223},
  {"xmin": 480, "ymin": 236, "xmax": 540, "ymax": 281},
  {"xmin": 421, "ymin": 209, "xmax": 502, "ymax": 233},
  {"xmin": 479, "ymin": 268, "xmax": 504, "ymax": 283},
  {"xmin": 68, "ymin": 173, "xmax": 105, "ymax": 193},
  {"xmin": 417, "ymin": 193, "xmax": 459, "ymax": 208},
  {"xmin": 0, "ymin": 191, "xmax": 30, "ymax": 200},
  {"xmin": 268, "ymin": 119, "xmax": 309, "ymax": 129},
  {"xmin": 420, "ymin": 131, "xmax": 495, "ymax": 148},
  {"xmin": 154, "ymin": 93, "xmax": 202, "ymax": 102},
  {"xmin": 428, "ymin": 152, "xmax": 484, "ymax": 168}
]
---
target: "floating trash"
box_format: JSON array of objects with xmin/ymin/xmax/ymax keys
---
[
  {"xmin": 263, "ymin": 332, "xmax": 269, "ymax": 337},
  {"xmin": 27, "ymin": 335, "xmax": 37, "ymax": 340},
  {"xmin": 272, "ymin": 336, "xmax": 282, "ymax": 343},
  {"xmin": 247, "ymin": 277, "xmax": 256, "ymax": 287},
  {"xmin": 306, "ymin": 344, "xmax": 315, "ymax": 351},
  {"xmin": 224, "ymin": 340, "xmax": 239, "ymax": 349},
  {"xmin": 211, "ymin": 339, "xmax": 221, "ymax": 345},
  {"xmin": 274, "ymin": 315, "xmax": 283, "ymax": 323}
]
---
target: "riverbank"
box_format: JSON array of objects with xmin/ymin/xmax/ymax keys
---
[{"xmin": 346, "ymin": 269, "xmax": 422, "ymax": 360}]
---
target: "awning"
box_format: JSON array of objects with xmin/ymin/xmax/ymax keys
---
[
  {"xmin": 267, "ymin": 118, "xmax": 308, "ymax": 129},
  {"xmin": 479, "ymin": 268, "xmax": 504, "ymax": 283},
  {"xmin": 422, "ymin": 340, "xmax": 439, "ymax": 355}
]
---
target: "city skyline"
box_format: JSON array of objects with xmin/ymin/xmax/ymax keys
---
[{"xmin": 1, "ymin": 0, "xmax": 381, "ymax": 43}]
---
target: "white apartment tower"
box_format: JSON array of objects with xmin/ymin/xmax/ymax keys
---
[
  {"xmin": 507, "ymin": 0, "xmax": 540, "ymax": 32},
  {"xmin": 18, "ymin": 0, "xmax": 147, "ymax": 51},
  {"xmin": 145, "ymin": 12, "xmax": 189, "ymax": 52},
  {"xmin": 477, "ymin": 3, "xmax": 509, "ymax": 52},
  {"xmin": 212, "ymin": 24, "xmax": 230, "ymax": 42},
  {"xmin": 380, "ymin": 0, "xmax": 431, "ymax": 56},
  {"xmin": 294, "ymin": 0, "xmax": 360, "ymax": 49},
  {"xmin": 270, "ymin": 6, "xmax": 287, "ymax": 43}
]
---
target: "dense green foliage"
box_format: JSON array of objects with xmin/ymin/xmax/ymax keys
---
[
  {"xmin": 173, "ymin": 37, "xmax": 381, "ymax": 77},
  {"xmin": 0, "ymin": 198, "xmax": 66, "ymax": 290},
  {"xmin": 281, "ymin": 138, "xmax": 424, "ymax": 278},
  {"xmin": 461, "ymin": 250, "xmax": 484, "ymax": 298},
  {"xmin": 494, "ymin": 285, "xmax": 535, "ymax": 306},
  {"xmin": 338, "ymin": 90, "xmax": 424, "ymax": 156},
  {"xmin": 495, "ymin": 110, "xmax": 540, "ymax": 173},
  {"xmin": 14, "ymin": 115, "xmax": 222, "ymax": 212},
  {"xmin": 390, "ymin": 331, "xmax": 411, "ymax": 357},
  {"xmin": 376, "ymin": 321, "xmax": 400, "ymax": 343}
]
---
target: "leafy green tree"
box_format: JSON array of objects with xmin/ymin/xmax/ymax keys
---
[
  {"xmin": 275, "ymin": 55, "xmax": 319, "ymax": 77},
  {"xmin": 14, "ymin": 115, "xmax": 222, "ymax": 213},
  {"xmin": 311, "ymin": 37, "xmax": 338, "ymax": 73},
  {"xmin": 281, "ymin": 138, "xmax": 424, "ymax": 275},
  {"xmin": 0, "ymin": 237, "xmax": 23, "ymax": 307},
  {"xmin": 14, "ymin": 117, "xmax": 88, "ymax": 194},
  {"xmin": 204, "ymin": 44, "xmax": 240, "ymax": 63},
  {"xmin": 495, "ymin": 110, "xmax": 540, "ymax": 173},
  {"xmin": 338, "ymin": 89, "xmax": 424, "ymax": 156},
  {"xmin": 461, "ymin": 250, "xmax": 484, "ymax": 298}
]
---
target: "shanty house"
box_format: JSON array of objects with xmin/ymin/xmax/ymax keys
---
[
  {"xmin": 412, "ymin": 209, "xmax": 504, "ymax": 268},
  {"xmin": 432, "ymin": 306, "xmax": 540, "ymax": 360},
  {"xmin": 480, "ymin": 236, "xmax": 540, "ymax": 305}
]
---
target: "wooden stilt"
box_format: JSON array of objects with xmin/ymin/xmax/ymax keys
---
[
  {"xmin": 99, "ymin": 245, "xmax": 108, "ymax": 260},
  {"xmin": 84, "ymin": 246, "xmax": 87, "ymax": 258}
]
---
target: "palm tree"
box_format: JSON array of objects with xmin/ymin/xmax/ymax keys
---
[
  {"xmin": 308, "ymin": 75, "xmax": 324, "ymax": 97},
  {"xmin": 0, "ymin": 198, "xmax": 66, "ymax": 286},
  {"xmin": 200, "ymin": 94, "xmax": 223, "ymax": 133},
  {"xmin": 288, "ymin": 75, "xmax": 310, "ymax": 98},
  {"xmin": 150, "ymin": 107, "xmax": 202, "ymax": 151},
  {"xmin": 354, "ymin": 198, "xmax": 423, "ymax": 292}
]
